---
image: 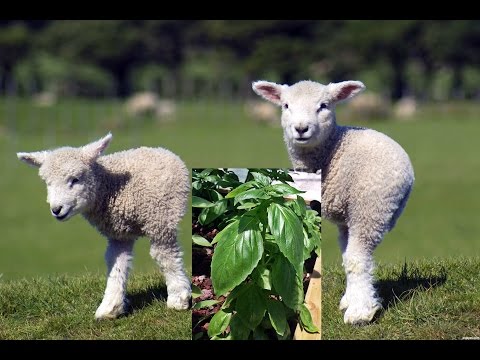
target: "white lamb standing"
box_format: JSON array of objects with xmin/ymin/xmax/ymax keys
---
[
  {"xmin": 252, "ymin": 80, "xmax": 414, "ymax": 325},
  {"xmin": 17, "ymin": 133, "xmax": 191, "ymax": 320}
]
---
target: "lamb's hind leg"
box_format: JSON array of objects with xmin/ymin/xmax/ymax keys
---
[
  {"xmin": 341, "ymin": 226, "xmax": 383, "ymax": 325},
  {"xmin": 150, "ymin": 228, "xmax": 191, "ymax": 310},
  {"xmin": 337, "ymin": 225, "xmax": 350, "ymax": 311},
  {"xmin": 95, "ymin": 239, "xmax": 134, "ymax": 320}
]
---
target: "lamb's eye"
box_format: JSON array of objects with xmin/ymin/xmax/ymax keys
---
[
  {"xmin": 70, "ymin": 177, "xmax": 79, "ymax": 187},
  {"xmin": 317, "ymin": 103, "xmax": 328, "ymax": 113},
  {"xmin": 283, "ymin": 103, "xmax": 289, "ymax": 110}
]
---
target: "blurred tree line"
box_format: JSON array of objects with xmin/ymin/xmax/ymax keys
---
[{"xmin": 0, "ymin": 20, "xmax": 479, "ymax": 100}]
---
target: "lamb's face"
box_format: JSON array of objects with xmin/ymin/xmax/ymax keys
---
[
  {"xmin": 38, "ymin": 149, "xmax": 95, "ymax": 221},
  {"xmin": 17, "ymin": 133, "xmax": 112, "ymax": 222},
  {"xmin": 280, "ymin": 81, "xmax": 334, "ymax": 148},
  {"xmin": 252, "ymin": 79, "xmax": 366, "ymax": 149}
]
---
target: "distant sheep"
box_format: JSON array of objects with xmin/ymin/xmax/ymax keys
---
[
  {"xmin": 125, "ymin": 92, "xmax": 176, "ymax": 121},
  {"xmin": 17, "ymin": 133, "xmax": 191, "ymax": 320},
  {"xmin": 346, "ymin": 91, "xmax": 391, "ymax": 120},
  {"xmin": 125, "ymin": 91, "xmax": 159, "ymax": 117},
  {"xmin": 33, "ymin": 91, "xmax": 57, "ymax": 107},
  {"xmin": 244, "ymin": 100, "xmax": 279, "ymax": 126},
  {"xmin": 393, "ymin": 96, "xmax": 417, "ymax": 119},
  {"xmin": 156, "ymin": 99, "xmax": 176, "ymax": 119},
  {"xmin": 253, "ymin": 79, "xmax": 414, "ymax": 325}
]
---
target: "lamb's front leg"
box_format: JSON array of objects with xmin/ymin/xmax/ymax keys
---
[
  {"xmin": 95, "ymin": 239, "xmax": 134, "ymax": 320},
  {"xmin": 340, "ymin": 228, "xmax": 383, "ymax": 325}
]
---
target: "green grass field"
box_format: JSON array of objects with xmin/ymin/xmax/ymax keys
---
[
  {"xmin": 0, "ymin": 273, "xmax": 191, "ymax": 339},
  {"xmin": 1, "ymin": 96, "xmax": 480, "ymax": 339},
  {"xmin": 322, "ymin": 257, "xmax": 480, "ymax": 339}
]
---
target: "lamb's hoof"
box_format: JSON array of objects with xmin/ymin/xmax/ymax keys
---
[
  {"xmin": 339, "ymin": 294, "xmax": 349, "ymax": 311},
  {"xmin": 95, "ymin": 300, "xmax": 127, "ymax": 320},
  {"xmin": 167, "ymin": 290, "xmax": 191, "ymax": 310},
  {"xmin": 343, "ymin": 301, "xmax": 382, "ymax": 325}
]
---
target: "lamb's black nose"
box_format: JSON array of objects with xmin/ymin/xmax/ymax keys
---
[
  {"xmin": 51, "ymin": 206, "xmax": 62, "ymax": 216},
  {"xmin": 295, "ymin": 126, "xmax": 309, "ymax": 134}
]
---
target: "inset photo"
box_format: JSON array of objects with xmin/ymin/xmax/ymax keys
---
[{"xmin": 191, "ymin": 168, "xmax": 321, "ymax": 340}]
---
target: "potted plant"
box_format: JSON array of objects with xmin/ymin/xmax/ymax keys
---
[{"xmin": 192, "ymin": 168, "xmax": 321, "ymax": 340}]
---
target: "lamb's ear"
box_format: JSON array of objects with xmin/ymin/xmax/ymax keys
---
[
  {"xmin": 82, "ymin": 132, "xmax": 113, "ymax": 162},
  {"xmin": 17, "ymin": 151, "xmax": 48, "ymax": 168},
  {"xmin": 328, "ymin": 81, "xmax": 366, "ymax": 103},
  {"xmin": 252, "ymin": 81, "xmax": 287, "ymax": 106}
]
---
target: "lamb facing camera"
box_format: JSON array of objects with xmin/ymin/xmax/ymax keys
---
[
  {"xmin": 252, "ymin": 79, "xmax": 414, "ymax": 325},
  {"xmin": 17, "ymin": 133, "xmax": 191, "ymax": 320}
]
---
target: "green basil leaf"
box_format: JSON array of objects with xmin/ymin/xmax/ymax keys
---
[
  {"xmin": 221, "ymin": 282, "xmax": 251, "ymax": 310},
  {"xmin": 192, "ymin": 284, "xmax": 202, "ymax": 299},
  {"xmin": 271, "ymin": 254, "xmax": 304, "ymax": 310},
  {"xmin": 198, "ymin": 199, "xmax": 228, "ymax": 225},
  {"xmin": 234, "ymin": 188, "xmax": 270, "ymax": 204},
  {"xmin": 192, "ymin": 299, "xmax": 219, "ymax": 310},
  {"xmin": 211, "ymin": 221, "xmax": 264, "ymax": 295},
  {"xmin": 270, "ymin": 183, "xmax": 304, "ymax": 197},
  {"xmin": 192, "ymin": 196, "xmax": 214, "ymax": 208},
  {"xmin": 250, "ymin": 171, "xmax": 272, "ymax": 187},
  {"xmin": 208, "ymin": 309, "xmax": 233, "ymax": 337},
  {"xmin": 238, "ymin": 213, "xmax": 260, "ymax": 232},
  {"xmin": 295, "ymin": 196, "xmax": 307, "ymax": 217},
  {"xmin": 303, "ymin": 228, "xmax": 315, "ymax": 259},
  {"xmin": 229, "ymin": 315, "xmax": 251, "ymax": 340},
  {"xmin": 252, "ymin": 266, "xmax": 271, "ymax": 290},
  {"xmin": 237, "ymin": 202, "xmax": 258, "ymax": 210},
  {"xmin": 192, "ymin": 234, "xmax": 211, "ymax": 247},
  {"xmin": 235, "ymin": 284, "xmax": 267, "ymax": 330},
  {"xmin": 208, "ymin": 189, "xmax": 224, "ymax": 201},
  {"xmin": 299, "ymin": 303, "xmax": 320, "ymax": 333},
  {"xmin": 267, "ymin": 202, "xmax": 304, "ymax": 274},
  {"xmin": 266, "ymin": 298, "xmax": 287, "ymax": 336},
  {"xmin": 225, "ymin": 182, "xmax": 256, "ymax": 199}
]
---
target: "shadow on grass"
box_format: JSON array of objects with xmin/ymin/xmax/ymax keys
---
[
  {"xmin": 376, "ymin": 261, "xmax": 448, "ymax": 316},
  {"xmin": 126, "ymin": 283, "xmax": 168, "ymax": 314}
]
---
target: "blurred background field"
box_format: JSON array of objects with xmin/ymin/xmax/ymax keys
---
[
  {"xmin": 1, "ymin": 20, "xmax": 479, "ymax": 280},
  {"xmin": 0, "ymin": 98, "xmax": 286, "ymax": 279},
  {"xmin": 2, "ymin": 98, "xmax": 480, "ymax": 280}
]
